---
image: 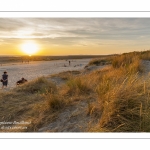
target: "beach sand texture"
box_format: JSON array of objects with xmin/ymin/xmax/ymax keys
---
[{"xmin": 0, "ymin": 59, "xmax": 91, "ymax": 89}]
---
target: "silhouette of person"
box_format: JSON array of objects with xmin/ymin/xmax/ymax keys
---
[{"xmin": 2, "ymin": 71, "xmax": 8, "ymax": 89}]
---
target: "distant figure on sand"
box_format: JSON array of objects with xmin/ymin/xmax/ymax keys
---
[
  {"xmin": 69, "ymin": 61, "xmax": 71, "ymax": 66},
  {"xmin": 1, "ymin": 71, "xmax": 8, "ymax": 89},
  {"xmin": 16, "ymin": 77, "xmax": 28, "ymax": 85}
]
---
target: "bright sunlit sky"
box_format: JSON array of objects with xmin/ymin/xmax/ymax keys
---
[{"xmin": 0, "ymin": 18, "xmax": 150, "ymax": 56}]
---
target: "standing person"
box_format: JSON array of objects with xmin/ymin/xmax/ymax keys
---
[
  {"xmin": 69, "ymin": 60, "xmax": 71, "ymax": 66},
  {"xmin": 2, "ymin": 71, "xmax": 8, "ymax": 89}
]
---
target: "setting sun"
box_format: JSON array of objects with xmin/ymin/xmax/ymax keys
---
[{"xmin": 21, "ymin": 42, "xmax": 39, "ymax": 56}]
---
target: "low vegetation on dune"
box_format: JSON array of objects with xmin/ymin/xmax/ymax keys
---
[
  {"xmin": 1, "ymin": 51, "xmax": 150, "ymax": 132},
  {"xmin": 88, "ymin": 69, "xmax": 150, "ymax": 132},
  {"xmin": 50, "ymin": 70, "xmax": 80, "ymax": 80},
  {"xmin": 88, "ymin": 57, "xmax": 112, "ymax": 66},
  {"xmin": 15, "ymin": 77, "xmax": 56, "ymax": 94},
  {"xmin": 0, "ymin": 77, "xmax": 59, "ymax": 132}
]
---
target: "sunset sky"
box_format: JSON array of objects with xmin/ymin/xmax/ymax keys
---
[{"xmin": 0, "ymin": 18, "xmax": 150, "ymax": 56}]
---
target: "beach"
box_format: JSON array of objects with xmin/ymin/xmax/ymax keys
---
[{"xmin": 0, "ymin": 59, "xmax": 91, "ymax": 89}]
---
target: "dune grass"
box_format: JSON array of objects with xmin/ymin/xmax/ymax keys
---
[
  {"xmin": 112, "ymin": 54, "xmax": 143, "ymax": 73},
  {"xmin": 15, "ymin": 77, "xmax": 56, "ymax": 94},
  {"xmin": 50, "ymin": 70, "xmax": 81, "ymax": 80},
  {"xmin": 1, "ymin": 51, "xmax": 150, "ymax": 132},
  {"xmin": 0, "ymin": 77, "xmax": 60, "ymax": 132},
  {"xmin": 64, "ymin": 76, "xmax": 91, "ymax": 95},
  {"xmin": 85, "ymin": 53, "xmax": 150, "ymax": 132},
  {"xmin": 88, "ymin": 73, "xmax": 150, "ymax": 132},
  {"xmin": 88, "ymin": 57, "xmax": 112, "ymax": 66}
]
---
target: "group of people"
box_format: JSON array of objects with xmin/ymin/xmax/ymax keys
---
[{"xmin": 1, "ymin": 71, "xmax": 27, "ymax": 89}]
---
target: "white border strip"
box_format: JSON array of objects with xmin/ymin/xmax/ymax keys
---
[
  {"xmin": 0, "ymin": 133, "xmax": 150, "ymax": 139},
  {"xmin": 0, "ymin": 12, "xmax": 150, "ymax": 18}
]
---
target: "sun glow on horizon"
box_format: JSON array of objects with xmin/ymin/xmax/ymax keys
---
[{"xmin": 21, "ymin": 42, "xmax": 39, "ymax": 56}]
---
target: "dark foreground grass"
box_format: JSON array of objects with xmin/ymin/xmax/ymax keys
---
[{"xmin": 0, "ymin": 77, "xmax": 59, "ymax": 132}]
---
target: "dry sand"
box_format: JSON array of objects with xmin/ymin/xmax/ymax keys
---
[{"xmin": 0, "ymin": 59, "xmax": 91, "ymax": 89}]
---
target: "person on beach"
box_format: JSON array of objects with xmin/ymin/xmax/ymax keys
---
[
  {"xmin": 1, "ymin": 71, "xmax": 8, "ymax": 89},
  {"xmin": 69, "ymin": 61, "xmax": 71, "ymax": 66}
]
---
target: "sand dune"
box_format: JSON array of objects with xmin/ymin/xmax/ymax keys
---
[{"xmin": 0, "ymin": 59, "xmax": 91, "ymax": 89}]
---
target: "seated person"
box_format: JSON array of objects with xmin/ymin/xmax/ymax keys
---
[{"xmin": 16, "ymin": 77, "xmax": 28, "ymax": 85}]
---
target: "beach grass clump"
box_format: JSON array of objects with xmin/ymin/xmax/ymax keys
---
[
  {"xmin": 84, "ymin": 56, "xmax": 150, "ymax": 132},
  {"xmin": 44, "ymin": 93, "xmax": 65, "ymax": 111},
  {"xmin": 139, "ymin": 50, "xmax": 150, "ymax": 61},
  {"xmin": 88, "ymin": 68, "xmax": 150, "ymax": 132},
  {"xmin": 98, "ymin": 77, "xmax": 149, "ymax": 132},
  {"xmin": 86, "ymin": 68, "xmax": 124, "ymax": 119},
  {"xmin": 0, "ymin": 78, "xmax": 58, "ymax": 132},
  {"xmin": 15, "ymin": 77, "xmax": 57, "ymax": 94},
  {"xmin": 87, "ymin": 101, "xmax": 102, "ymax": 118},
  {"xmin": 128, "ymin": 56, "xmax": 144, "ymax": 73},
  {"xmin": 50, "ymin": 70, "xmax": 80, "ymax": 80},
  {"xmin": 88, "ymin": 57, "xmax": 111, "ymax": 66},
  {"xmin": 93, "ymin": 68, "xmax": 124, "ymax": 95},
  {"xmin": 112, "ymin": 54, "xmax": 143, "ymax": 74},
  {"xmin": 64, "ymin": 76, "xmax": 91, "ymax": 95},
  {"xmin": 0, "ymin": 90, "xmax": 45, "ymax": 132},
  {"xmin": 112, "ymin": 54, "xmax": 133, "ymax": 68}
]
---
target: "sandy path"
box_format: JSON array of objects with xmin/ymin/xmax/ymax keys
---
[
  {"xmin": 0, "ymin": 59, "xmax": 91, "ymax": 89},
  {"xmin": 38, "ymin": 100, "xmax": 92, "ymax": 132},
  {"xmin": 142, "ymin": 60, "xmax": 150, "ymax": 73}
]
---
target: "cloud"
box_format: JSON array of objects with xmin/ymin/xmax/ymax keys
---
[
  {"xmin": 1, "ymin": 18, "xmax": 150, "ymax": 47},
  {"xmin": 0, "ymin": 18, "xmax": 27, "ymax": 31}
]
